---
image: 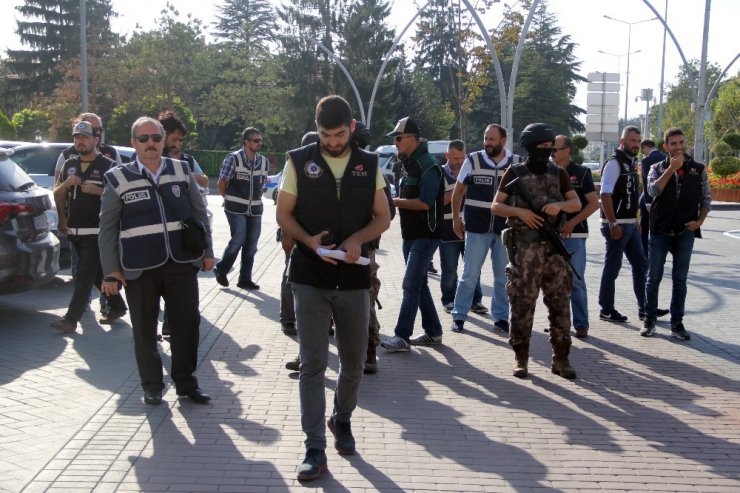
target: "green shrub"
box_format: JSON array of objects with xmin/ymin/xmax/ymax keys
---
[
  {"xmin": 721, "ymin": 132, "xmax": 740, "ymax": 150},
  {"xmin": 712, "ymin": 141, "xmax": 733, "ymax": 157},
  {"xmin": 0, "ymin": 110, "xmax": 15, "ymax": 139},
  {"xmin": 571, "ymin": 134, "xmax": 588, "ymax": 150},
  {"xmin": 710, "ymin": 155, "xmax": 740, "ymax": 177}
]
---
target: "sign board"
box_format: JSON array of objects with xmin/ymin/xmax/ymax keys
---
[
  {"xmin": 588, "ymin": 72, "xmax": 620, "ymax": 82},
  {"xmin": 587, "ymin": 92, "xmax": 620, "ymax": 107},
  {"xmin": 586, "ymin": 72, "xmax": 621, "ymax": 142},
  {"xmin": 588, "ymin": 82, "xmax": 621, "ymax": 92},
  {"xmin": 586, "ymin": 114, "xmax": 619, "ymax": 125}
]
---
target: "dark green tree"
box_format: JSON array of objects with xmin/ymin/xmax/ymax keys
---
[
  {"xmin": 6, "ymin": 0, "xmax": 117, "ymax": 101},
  {"xmin": 11, "ymin": 109, "xmax": 52, "ymax": 141},
  {"xmin": 211, "ymin": 0, "xmax": 279, "ymax": 56},
  {"xmin": 0, "ymin": 110, "xmax": 16, "ymax": 140}
]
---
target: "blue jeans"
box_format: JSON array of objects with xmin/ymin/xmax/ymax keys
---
[
  {"xmin": 216, "ymin": 212, "xmax": 262, "ymax": 283},
  {"xmin": 439, "ymin": 241, "xmax": 482, "ymax": 306},
  {"xmin": 598, "ymin": 223, "xmax": 647, "ymax": 313},
  {"xmin": 645, "ymin": 230, "xmax": 695, "ymax": 325},
  {"xmin": 451, "ymin": 231, "xmax": 509, "ymax": 322},
  {"xmin": 562, "ymin": 238, "xmax": 588, "ymax": 329},
  {"xmin": 394, "ymin": 238, "xmax": 442, "ymax": 341}
]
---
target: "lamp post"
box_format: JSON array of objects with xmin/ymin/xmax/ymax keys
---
[
  {"xmin": 636, "ymin": 88, "xmax": 655, "ymax": 137},
  {"xmin": 603, "ymin": 15, "xmax": 657, "ymax": 121},
  {"xmin": 597, "ymin": 48, "xmax": 641, "ymax": 75}
]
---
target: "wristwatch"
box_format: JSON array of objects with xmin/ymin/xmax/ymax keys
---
[{"xmin": 608, "ymin": 222, "xmax": 618, "ymax": 229}]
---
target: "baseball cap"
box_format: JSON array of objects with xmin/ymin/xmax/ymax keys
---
[
  {"xmin": 387, "ymin": 116, "xmax": 420, "ymax": 137},
  {"xmin": 72, "ymin": 121, "xmax": 95, "ymax": 138}
]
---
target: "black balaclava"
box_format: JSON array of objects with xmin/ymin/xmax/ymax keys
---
[
  {"xmin": 519, "ymin": 123, "xmax": 556, "ymax": 175},
  {"xmin": 526, "ymin": 146, "xmax": 551, "ymax": 175}
]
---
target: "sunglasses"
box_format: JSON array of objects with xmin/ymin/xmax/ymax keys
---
[
  {"xmin": 394, "ymin": 135, "xmax": 412, "ymax": 143},
  {"xmin": 134, "ymin": 134, "xmax": 164, "ymax": 143},
  {"xmin": 250, "ymin": 138, "xmax": 263, "ymax": 143}
]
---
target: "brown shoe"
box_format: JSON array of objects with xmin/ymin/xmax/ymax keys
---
[
  {"xmin": 512, "ymin": 343, "xmax": 529, "ymax": 378},
  {"xmin": 285, "ymin": 355, "xmax": 301, "ymax": 372},
  {"xmin": 574, "ymin": 327, "xmax": 588, "ymax": 338}
]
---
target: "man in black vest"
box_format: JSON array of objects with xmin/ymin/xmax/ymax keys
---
[
  {"xmin": 380, "ymin": 117, "xmax": 445, "ymax": 352},
  {"xmin": 99, "ymin": 117, "xmax": 214, "ymax": 406},
  {"xmin": 276, "ymin": 96, "xmax": 390, "ymax": 481},
  {"xmin": 214, "ymin": 127, "xmax": 269, "ymax": 290},
  {"xmin": 54, "ymin": 112, "xmax": 122, "ymax": 183},
  {"xmin": 50, "ymin": 121, "xmax": 127, "ymax": 333},
  {"xmin": 551, "ymin": 135, "xmax": 599, "ymax": 338},
  {"xmin": 641, "ymin": 128, "xmax": 711, "ymax": 340},
  {"xmin": 598, "ymin": 126, "xmax": 649, "ymax": 323}
]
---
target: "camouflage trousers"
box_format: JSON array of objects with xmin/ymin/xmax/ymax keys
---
[
  {"xmin": 506, "ymin": 241, "xmax": 573, "ymax": 347},
  {"xmin": 368, "ymin": 249, "xmax": 381, "ymax": 348}
]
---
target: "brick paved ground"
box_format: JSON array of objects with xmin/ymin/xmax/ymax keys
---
[{"xmin": 1, "ymin": 198, "xmax": 739, "ymax": 492}]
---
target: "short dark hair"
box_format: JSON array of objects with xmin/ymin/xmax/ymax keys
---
[
  {"xmin": 242, "ymin": 126, "xmax": 261, "ymax": 144},
  {"xmin": 315, "ymin": 95, "xmax": 353, "ymax": 129},
  {"xmin": 448, "ymin": 139, "xmax": 465, "ymax": 152},
  {"xmin": 622, "ymin": 126, "xmax": 641, "ymax": 139},
  {"xmin": 663, "ymin": 127, "xmax": 684, "ymax": 143},
  {"xmin": 640, "ymin": 139, "xmax": 656, "ymax": 148},
  {"xmin": 485, "ymin": 123, "xmax": 506, "ymax": 139},
  {"xmin": 158, "ymin": 111, "xmax": 187, "ymax": 135},
  {"xmin": 301, "ymin": 131, "xmax": 319, "ymax": 146}
]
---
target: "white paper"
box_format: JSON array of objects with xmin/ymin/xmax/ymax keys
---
[{"xmin": 316, "ymin": 248, "xmax": 370, "ymax": 265}]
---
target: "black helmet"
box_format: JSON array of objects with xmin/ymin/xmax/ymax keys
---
[
  {"xmin": 352, "ymin": 121, "xmax": 372, "ymax": 149},
  {"xmin": 519, "ymin": 123, "xmax": 555, "ymax": 148}
]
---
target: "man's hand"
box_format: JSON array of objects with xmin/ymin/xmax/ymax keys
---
[
  {"xmin": 669, "ymin": 153, "xmax": 685, "ymax": 172},
  {"xmin": 63, "ymin": 175, "xmax": 81, "ymax": 188},
  {"xmin": 281, "ymin": 235, "xmax": 295, "ymax": 254},
  {"xmin": 101, "ymin": 271, "xmax": 126, "ymax": 296},
  {"xmin": 453, "ymin": 217, "xmax": 465, "ymax": 239},
  {"xmin": 58, "ymin": 217, "xmax": 68, "ymax": 235},
  {"xmin": 561, "ymin": 218, "xmax": 577, "ymax": 238},
  {"xmin": 542, "ymin": 202, "xmax": 562, "ymax": 217},
  {"xmin": 686, "ymin": 220, "xmax": 702, "ymax": 232},
  {"xmin": 307, "ymin": 230, "xmax": 337, "ymax": 265},
  {"xmin": 516, "ymin": 208, "xmax": 544, "ymax": 229},
  {"xmin": 79, "ymin": 182, "xmax": 103, "ymax": 195},
  {"xmin": 201, "ymin": 257, "xmax": 215, "ymax": 271},
  {"xmin": 609, "ymin": 224, "xmax": 623, "ymax": 240},
  {"xmin": 338, "ymin": 235, "xmax": 363, "ymax": 264}
]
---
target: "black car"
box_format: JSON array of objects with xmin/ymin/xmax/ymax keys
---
[{"xmin": 0, "ymin": 148, "xmax": 60, "ymax": 295}]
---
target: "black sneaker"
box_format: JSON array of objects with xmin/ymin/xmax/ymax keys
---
[
  {"xmin": 599, "ymin": 309, "xmax": 628, "ymax": 322},
  {"xmin": 296, "ymin": 448, "xmax": 327, "ymax": 481},
  {"xmin": 327, "ymin": 416, "xmax": 356, "ymax": 455},
  {"xmin": 494, "ymin": 319, "xmax": 509, "ymax": 333},
  {"xmin": 237, "ymin": 280, "xmax": 260, "ymax": 290},
  {"xmin": 639, "ymin": 308, "xmax": 669, "ymax": 321},
  {"xmin": 470, "ymin": 302, "xmax": 489, "ymax": 314},
  {"xmin": 670, "ymin": 323, "xmax": 691, "ymax": 340},
  {"xmin": 215, "ymin": 271, "xmax": 229, "ymax": 287},
  {"xmin": 451, "ymin": 320, "xmax": 464, "ymax": 333},
  {"xmin": 50, "ymin": 317, "xmax": 77, "ymax": 333},
  {"xmin": 640, "ymin": 319, "xmax": 656, "ymax": 337},
  {"xmin": 281, "ymin": 322, "xmax": 297, "ymax": 336},
  {"xmin": 427, "ymin": 263, "xmax": 438, "ymax": 274}
]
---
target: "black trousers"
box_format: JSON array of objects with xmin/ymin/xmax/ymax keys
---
[{"xmin": 125, "ymin": 260, "xmax": 201, "ymax": 393}]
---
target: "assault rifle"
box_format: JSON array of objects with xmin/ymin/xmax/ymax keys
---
[{"xmin": 504, "ymin": 177, "xmax": 581, "ymax": 280}]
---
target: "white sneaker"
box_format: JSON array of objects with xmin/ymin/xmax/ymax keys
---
[
  {"xmin": 380, "ymin": 336, "xmax": 411, "ymax": 352},
  {"xmin": 410, "ymin": 333, "xmax": 443, "ymax": 346}
]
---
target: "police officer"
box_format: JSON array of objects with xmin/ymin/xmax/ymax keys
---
[
  {"xmin": 50, "ymin": 121, "xmax": 127, "ymax": 333},
  {"xmin": 492, "ymin": 123, "xmax": 581, "ymax": 379},
  {"xmin": 214, "ymin": 127, "xmax": 269, "ymax": 290},
  {"xmin": 276, "ymin": 96, "xmax": 390, "ymax": 480},
  {"xmin": 99, "ymin": 116, "xmax": 214, "ymax": 406}
]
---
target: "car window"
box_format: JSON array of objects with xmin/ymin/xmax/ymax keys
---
[
  {"xmin": 0, "ymin": 157, "xmax": 37, "ymax": 192},
  {"xmin": 12, "ymin": 147, "xmax": 59, "ymax": 176}
]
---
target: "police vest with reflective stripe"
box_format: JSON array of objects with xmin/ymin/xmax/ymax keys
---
[
  {"xmin": 104, "ymin": 158, "xmax": 203, "ymax": 271},
  {"xmin": 224, "ymin": 150, "xmax": 268, "ymax": 215},
  {"xmin": 62, "ymin": 153, "xmax": 113, "ymax": 236},
  {"xmin": 441, "ymin": 165, "xmax": 461, "ymax": 242},
  {"xmin": 600, "ymin": 149, "xmax": 639, "ymax": 222},
  {"xmin": 463, "ymin": 151, "xmax": 513, "ymax": 234}
]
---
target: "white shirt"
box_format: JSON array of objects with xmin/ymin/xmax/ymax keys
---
[
  {"xmin": 136, "ymin": 157, "xmax": 166, "ymax": 183},
  {"xmin": 599, "ymin": 152, "xmax": 635, "ymax": 194},
  {"xmin": 457, "ymin": 148, "xmax": 513, "ymax": 184}
]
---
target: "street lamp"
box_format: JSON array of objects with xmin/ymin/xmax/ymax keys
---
[
  {"xmin": 603, "ymin": 14, "xmax": 657, "ymax": 121},
  {"xmin": 597, "ymin": 49, "xmax": 641, "ymax": 75},
  {"xmin": 636, "ymin": 88, "xmax": 655, "ymax": 138}
]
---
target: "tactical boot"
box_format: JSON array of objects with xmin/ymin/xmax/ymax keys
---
[
  {"xmin": 512, "ymin": 343, "xmax": 529, "ymax": 378},
  {"xmin": 364, "ymin": 345, "xmax": 377, "ymax": 374},
  {"xmin": 551, "ymin": 342, "xmax": 577, "ymax": 380}
]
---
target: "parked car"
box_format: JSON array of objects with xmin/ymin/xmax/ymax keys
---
[
  {"xmin": 113, "ymin": 146, "xmax": 135, "ymax": 163},
  {"xmin": 0, "ymin": 148, "xmax": 60, "ymax": 294},
  {"xmin": 263, "ymin": 171, "xmax": 282, "ymax": 203},
  {"xmin": 9, "ymin": 142, "xmax": 71, "ymax": 190},
  {"xmin": 0, "ymin": 140, "xmax": 29, "ymax": 149},
  {"xmin": 583, "ymin": 162, "xmax": 600, "ymax": 171}
]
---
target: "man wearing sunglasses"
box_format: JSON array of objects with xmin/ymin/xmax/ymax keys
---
[
  {"xmin": 214, "ymin": 127, "xmax": 269, "ymax": 290},
  {"xmin": 381, "ymin": 116, "xmax": 445, "ymax": 352},
  {"xmin": 99, "ymin": 117, "xmax": 214, "ymax": 406}
]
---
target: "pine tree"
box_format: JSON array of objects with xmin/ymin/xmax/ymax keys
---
[
  {"xmin": 212, "ymin": 0, "xmax": 279, "ymax": 56},
  {"xmin": 5, "ymin": 0, "xmax": 117, "ymax": 101}
]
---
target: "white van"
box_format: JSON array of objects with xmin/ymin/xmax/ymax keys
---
[{"xmin": 374, "ymin": 139, "xmax": 451, "ymax": 184}]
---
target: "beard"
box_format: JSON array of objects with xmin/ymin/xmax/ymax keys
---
[
  {"xmin": 485, "ymin": 144, "xmax": 502, "ymax": 157},
  {"xmin": 321, "ymin": 141, "xmax": 350, "ymax": 157},
  {"xmin": 623, "ymin": 146, "xmax": 639, "ymax": 157}
]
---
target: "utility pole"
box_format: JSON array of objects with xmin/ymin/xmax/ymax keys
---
[{"xmin": 80, "ymin": 0, "xmax": 89, "ymax": 112}]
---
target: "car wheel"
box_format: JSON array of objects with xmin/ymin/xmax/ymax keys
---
[{"xmin": 273, "ymin": 189, "xmax": 278, "ymax": 203}]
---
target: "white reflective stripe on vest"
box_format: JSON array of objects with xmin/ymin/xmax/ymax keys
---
[
  {"xmin": 565, "ymin": 232, "xmax": 588, "ymax": 239},
  {"xmin": 120, "ymin": 221, "xmax": 183, "ymax": 238},
  {"xmin": 469, "ymin": 167, "xmax": 500, "ymax": 177},
  {"xmin": 85, "ymin": 179, "xmax": 104, "ymax": 186},
  {"xmin": 68, "ymin": 227, "xmax": 99, "ymax": 235},
  {"xmin": 600, "ymin": 218, "xmax": 638, "ymax": 224},
  {"xmin": 224, "ymin": 195, "xmax": 263, "ymax": 206},
  {"xmin": 465, "ymin": 198, "xmax": 493, "ymax": 209},
  {"xmin": 110, "ymin": 168, "xmax": 150, "ymax": 195},
  {"xmin": 443, "ymin": 212, "xmax": 453, "ymax": 220}
]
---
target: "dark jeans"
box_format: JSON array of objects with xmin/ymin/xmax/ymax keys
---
[
  {"xmin": 394, "ymin": 238, "xmax": 442, "ymax": 340},
  {"xmin": 645, "ymin": 230, "xmax": 695, "ymax": 325},
  {"xmin": 125, "ymin": 261, "xmax": 201, "ymax": 393},
  {"xmin": 439, "ymin": 241, "xmax": 482, "ymax": 306},
  {"xmin": 216, "ymin": 212, "xmax": 261, "ymax": 283},
  {"xmin": 598, "ymin": 223, "xmax": 647, "ymax": 313}
]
